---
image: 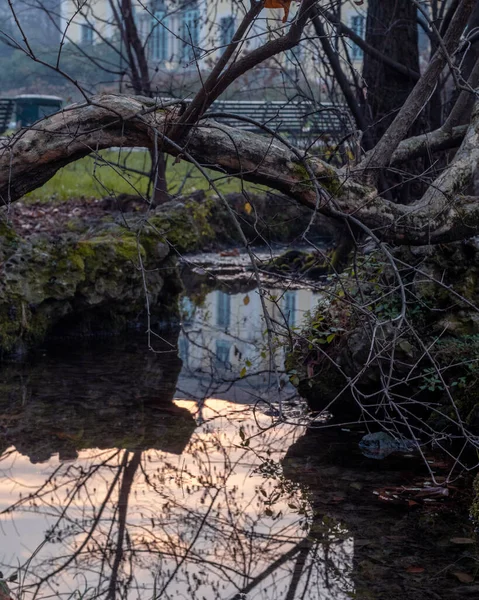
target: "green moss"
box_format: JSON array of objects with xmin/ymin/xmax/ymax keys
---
[
  {"xmin": 76, "ymin": 240, "xmax": 96, "ymax": 259},
  {"xmin": 290, "ymin": 162, "xmax": 315, "ymax": 192},
  {"xmin": 0, "ymin": 298, "xmax": 26, "ymax": 355},
  {"xmin": 471, "ymin": 474, "xmax": 479, "ymax": 526},
  {"xmin": 148, "ymin": 199, "xmax": 215, "ymax": 253},
  {"xmin": 56, "ymin": 246, "xmax": 86, "ymax": 273},
  {"xmin": 82, "ymin": 233, "xmax": 142, "ymax": 260},
  {"xmin": 290, "ymin": 159, "xmax": 347, "ymax": 197},
  {"xmin": 0, "ymin": 219, "xmax": 18, "ymax": 245}
]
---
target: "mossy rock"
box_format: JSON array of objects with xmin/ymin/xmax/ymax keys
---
[
  {"xmin": 0, "ymin": 219, "xmax": 181, "ymax": 357},
  {"xmin": 263, "ymin": 249, "xmax": 329, "ymax": 279},
  {"xmin": 286, "ymin": 243, "xmax": 479, "ymax": 431},
  {"xmin": 147, "ymin": 199, "xmax": 216, "ymax": 253}
]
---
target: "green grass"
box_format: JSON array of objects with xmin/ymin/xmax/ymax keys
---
[{"xmin": 26, "ymin": 149, "xmax": 262, "ymax": 202}]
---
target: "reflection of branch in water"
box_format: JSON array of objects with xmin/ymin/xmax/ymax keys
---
[
  {"xmin": 107, "ymin": 450, "xmax": 142, "ymax": 600},
  {"xmin": 0, "ymin": 398, "xmax": 354, "ymax": 600},
  {"xmin": 284, "ymin": 538, "xmax": 315, "ymax": 600},
  {"xmin": 30, "ymin": 450, "xmax": 128, "ymax": 591},
  {"xmin": 229, "ymin": 537, "xmax": 314, "ymax": 600},
  {"xmin": 299, "ymin": 542, "xmax": 319, "ymax": 600},
  {"xmin": 153, "ymin": 444, "xmax": 246, "ymax": 599}
]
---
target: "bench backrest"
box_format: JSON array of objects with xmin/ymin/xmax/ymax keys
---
[
  {"xmin": 207, "ymin": 100, "xmax": 351, "ymax": 138},
  {"xmin": 0, "ymin": 98, "xmax": 15, "ymax": 135}
]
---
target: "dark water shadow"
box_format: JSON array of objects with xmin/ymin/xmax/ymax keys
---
[{"xmin": 283, "ymin": 428, "xmax": 478, "ymax": 600}]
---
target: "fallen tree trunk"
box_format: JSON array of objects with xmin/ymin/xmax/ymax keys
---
[{"xmin": 0, "ymin": 94, "xmax": 478, "ymax": 245}]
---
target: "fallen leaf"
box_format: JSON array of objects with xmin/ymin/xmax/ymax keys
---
[
  {"xmin": 219, "ymin": 248, "xmax": 240, "ymax": 257},
  {"xmin": 406, "ymin": 566, "xmax": 425, "ymax": 574},
  {"xmin": 243, "ymin": 295, "xmax": 250, "ymax": 306},
  {"xmin": 451, "ymin": 571, "xmax": 474, "ymax": 583},
  {"xmin": 244, "ymin": 202, "xmax": 252, "ymax": 215},
  {"xmin": 450, "ymin": 537, "xmax": 475, "ymax": 545}
]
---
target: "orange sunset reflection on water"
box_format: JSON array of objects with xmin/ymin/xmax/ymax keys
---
[{"xmin": 0, "ymin": 398, "xmax": 354, "ymax": 600}]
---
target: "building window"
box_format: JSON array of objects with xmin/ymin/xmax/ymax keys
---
[
  {"xmin": 152, "ymin": 12, "xmax": 169, "ymax": 60},
  {"xmin": 284, "ymin": 291, "xmax": 296, "ymax": 327},
  {"xmin": 215, "ymin": 340, "xmax": 232, "ymax": 369},
  {"xmin": 219, "ymin": 16, "xmax": 235, "ymax": 47},
  {"xmin": 350, "ymin": 15, "xmax": 365, "ymax": 59},
  {"xmin": 81, "ymin": 23, "xmax": 93, "ymax": 45},
  {"xmin": 216, "ymin": 292, "xmax": 231, "ymax": 329},
  {"xmin": 182, "ymin": 7, "xmax": 200, "ymax": 62}
]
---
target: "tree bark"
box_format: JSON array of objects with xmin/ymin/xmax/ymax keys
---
[
  {"xmin": 363, "ymin": 0, "xmax": 474, "ymax": 174},
  {"xmin": 1, "ymin": 94, "xmax": 478, "ymax": 246},
  {"xmin": 149, "ymin": 149, "xmax": 169, "ymax": 206},
  {"xmin": 361, "ymin": 0, "xmax": 421, "ymax": 145}
]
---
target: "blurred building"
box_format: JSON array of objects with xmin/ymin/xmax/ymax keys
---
[
  {"xmin": 58, "ymin": 0, "xmax": 368, "ymax": 73},
  {"xmin": 0, "ymin": 0, "xmax": 62, "ymax": 51}
]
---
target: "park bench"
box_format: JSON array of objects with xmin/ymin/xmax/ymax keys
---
[
  {"xmin": 158, "ymin": 97, "xmax": 352, "ymax": 140},
  {"xmin": 205, "ymin": 100, "xmax": 351, "ymax": 140},
  {"xmin": 0, "ymin": 98, "xmax": 15, "ymax": 135}
]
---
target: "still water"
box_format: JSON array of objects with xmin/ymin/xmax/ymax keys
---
[{"xmin": 0, "ymin": 286, "xmax": 475, "ymax": 599}]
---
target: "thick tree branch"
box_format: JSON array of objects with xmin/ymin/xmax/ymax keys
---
[
  {"xmin": 361, "ymin": 0, "xmax": 474, "ymax": 173},
  {"xmin": 420, "ymin": 100, "xmax": 479, "ymax": 206},
  {"xmin": 443, "ymin": 56, "xmax": 479, "ymax": 133},
  {"xmin": 168, "ymin": 0, "xmax": 316, "ymax": 141},
  {"xmin": 390, "ymin": 124, "xmax": 467, "ymax": 164},
  {"xmin": 1, "ymin": 95, "xmax": 479, "ymax": 247}
]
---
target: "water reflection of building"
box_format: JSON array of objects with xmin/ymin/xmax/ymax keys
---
[{"xmin": 176, "ymin": 287, "xmax": 320, "ymax": 404}]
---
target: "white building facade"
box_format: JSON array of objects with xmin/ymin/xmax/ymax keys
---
[{"xmin": 60, "ymin": 0, "xmax": 368, "ymax": 73}]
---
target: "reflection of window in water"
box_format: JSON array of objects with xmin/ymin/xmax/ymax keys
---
[
  {"xmin": 81, "ymin": 23, "xmax": 93, "ymax": 45},
  {"xmin": 181, "ymin": 296, "xmax": 195, "ymax": 323},
  {"xmin": 215, "ymin": 340, "xmax": 232, "ymax": 369},
  {"xmin": 216, "ymin": 292, "xmax": 231, "ymax": 328},
  {"xmin": 284, "ymin": 291, "xmax": 296, "ymax": 326},
  {"xmin": 178, "ymin": 336, "xmax": 189, "ymax": 363}
]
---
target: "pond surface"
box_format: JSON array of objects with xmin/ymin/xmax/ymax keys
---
[{"xmin": 0, "ymin": 282, "xmax": 476, "ymax": 599}]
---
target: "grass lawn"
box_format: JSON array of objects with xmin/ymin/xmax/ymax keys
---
[{"xmin": 26, "ymin": 149, "xmax": 264, "ymax": 202}]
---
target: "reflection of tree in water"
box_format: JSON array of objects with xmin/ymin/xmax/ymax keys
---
[
  {"xmin": 0, "ymin": 401, "xmax": 353, "ymax": 599},
  {"xmin": 0, "ymin": 324, "xmax": 353, "ymax": 600}
]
